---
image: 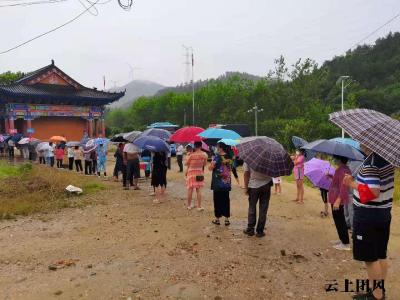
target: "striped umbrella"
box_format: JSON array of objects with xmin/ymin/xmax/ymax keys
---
[{"xmin": 329, "ymin": 109, "xmax": 400, "ymax": 167}]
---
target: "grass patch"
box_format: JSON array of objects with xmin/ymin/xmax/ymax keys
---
[{"xmin": 0, "ymin": 162, "xmax": 106, "ymax": 220}]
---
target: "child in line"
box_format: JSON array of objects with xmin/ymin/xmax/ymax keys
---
[{"xmin": 272, "ymin": 177, "xmax": 282, "ymax": 195}]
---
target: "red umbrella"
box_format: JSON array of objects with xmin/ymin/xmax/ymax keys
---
[{"xmin": 170, "ymin": 126, "xmax": 204, "ymax": 143}]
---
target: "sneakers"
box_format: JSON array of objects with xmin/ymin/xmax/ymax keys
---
[
  {"xmin": 256, "ymin": 232, "xmax": 266, "ymax": 238},
  {"xmin": 197, "ymin": 207, "xmax": 204, "ymax": 212},
  {"xmin": 333, "ymin": 243, "xmax": 351, "ymax": 251},
  {"xmin": 243, "ymin": 229, "xmax": 255, "ymax": 236}
]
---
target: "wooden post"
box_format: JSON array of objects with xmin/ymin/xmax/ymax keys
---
[
  {"xmin": 9, "ymin": 117, "xmax": 14, "ymax": 131},
  {"xmin": 101, "ymin": 119, "xmax": 105, "ymax": 137},
  {"xmin": 88, "ymin": 119, "xmax": 93, "ymax": 138},
  {"xmin": 4, "ymin": 118, "xmax": 9, "ymax": 134}
]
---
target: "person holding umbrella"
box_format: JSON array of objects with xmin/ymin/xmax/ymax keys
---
[
  {"xmin": 123, "ymin": 143, "xmax": 141, "ymax": 190},
  {"xmin": 330, "ymin": 109, "xmax": 398, "ymax": 300},
  {"xmin": 97, "ymin": 144, "xmax": 108, "ymax": 178},
  {"xmin": 151, "ymin": 151, "xmax": 168, "ymax": 204},
  {"xmin": 327, "ymin": 155, "xmax": 352, "ymax": 251},
  {"xmin": 237, "ymin": 137, "xmax": 293, "ymax": 237},
  {"xmin": 209, "ymin": 142, "xmax": 233, "ymax": 226},
  {"xmin": 113, "ymin": 143, "xmax": 125, "ymax": 181}
]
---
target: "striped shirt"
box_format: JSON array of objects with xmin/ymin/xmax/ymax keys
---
[{"xmin": 353, "ymin": 153, "xmax": 395, "ymax": 209}]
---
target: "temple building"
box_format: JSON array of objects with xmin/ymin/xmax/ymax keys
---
[{"xmin": 0, "ymin": 60, "xmax": 124, "ymax": 140}]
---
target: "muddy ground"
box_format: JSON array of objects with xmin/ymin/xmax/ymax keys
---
[{"xmin": 0, "ymin": 158, "xmax": 399, "ymax": 300}]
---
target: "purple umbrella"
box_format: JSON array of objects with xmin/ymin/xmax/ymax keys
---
[
  {"xmin": 304, "ymin": 158, "xmax": 336, "ymax": 190},
  {"xmin": 139, "ymin": 128, "xmax": 171, "ymax": 141}
]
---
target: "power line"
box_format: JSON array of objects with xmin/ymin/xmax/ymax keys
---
[
  {"xmin": 0, "ymin": 0, "xmax": 67, "ymax": 8},
  {"xmin": 0, "ymin": 0, "xmax": 100, "ymax": 55},
  {"xmin": 349, "ymin": 12, "xmax": 400, "ymax": 49}
]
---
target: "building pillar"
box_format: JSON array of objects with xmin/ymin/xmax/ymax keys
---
[
  {"xmin": 4, "ymin": 118, "xmax": 9, "ymax": 134},
  {"xmin": 26, "ymin": 119, "xmax": 32, "ymax": 135},
  {"xmin": 9, "ymin": 117, "xmax": 14, "ymax": 131},
  {"xmin": 94, "ymin": 119, "xmax": 99, "ymax": 137},
  {"xmin": 88, "ymin": 119, "xmax": 93, "ymax": 138},
  {"xmin": 101, "ymin": 119, "xmax": 105, "ymax": 137}
]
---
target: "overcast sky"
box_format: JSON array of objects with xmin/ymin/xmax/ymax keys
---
[{"xmin": 0, "ymin": 0, "xmax": 399, "ymax": 89}]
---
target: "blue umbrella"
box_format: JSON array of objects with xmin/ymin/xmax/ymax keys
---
[
  {"xmin": 330, "ymin": 137, "xmax": 361, "ymax": 151},
  {"xmin": 11, "ymin": 133, "xmax": 23, "ymax": 143},
  {"xmin": 198, "ymin": 128, "xmax": 241, "ymax": 140},
  {"xmin": 302, "ymin": 139, "xmax": 365, "ymax": 161},
  {"xmin": 139, "ymin": 128, "xmax": 171, "ymax": 141},
  {"xmin": 291, "ymin": 136, "xmax": 315, "ymax": 162},
  {"xmin": 218, "ymin": 138, "xmax": 240, "ymax": 146},
  {"xmin": 292, "ymin": 136, "xmax": 308, "ymax": 149},
  {"xmin": 133, "ymin": 136, "xmax": 170, "ymax": 153}
]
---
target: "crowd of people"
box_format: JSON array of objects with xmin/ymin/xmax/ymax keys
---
[{"xmin": 1, "ymin": 129, "xmax": 395, "ymax": 300}]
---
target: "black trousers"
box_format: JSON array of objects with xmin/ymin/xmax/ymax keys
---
[
  {"xmin": 39, "ymin": 157, "xmax": 46, "ymax": 164},
  {"xmin": 213, "ymin": 191, "xmax": 230, "ymax": 218},
  {"xmin": 121, "ymin": 164, "xmax": 128, "ymax": 187},
  {"xmin": 49, "ymin": 157, "xmax": 55, "ymax": 167},
  {"xmin": 68, "ymin": 157, "xmax": 74, "ymax": 170},
  {"xmin": 85, "ymin": 160, "xmax": 92, "ymax": 175},
  {"xmin": 247, "ymin": 184, "xmax": 271, "ymax": 233},
  {"xmin": 8, "ymin": 147, "xmax": 14, "ymax": 157},
  {"xmin": 57, "ymin": 159, "xmax": 63, "ymax": 168},
  {"xmin": 92, "ymin": 160, "xmax": 97, "ymax": 174},
  {"xmin": 331, "ymin": 204, "xmax": 349, "ymax": 244},
  {"xmin": 232, "ymin": 166, "xmax": 238, "ymax": 179},
  {"xmin": 320, "ymin": 188, "xmax": 328, "ymax": 203},
  {"xmin": 125, "ymin": 159, "xmax": 140, "ymax": 187},
  {"xmin": 167, "ymin": 157, "xmax": 171, "ymax": 170},
  {"xmin": 75, "ymin": 159, "xmax": 83, "ymax": 172},
  {"xmin": 177, "ymin": 155, "xmax": 183, "ymax": 172}
]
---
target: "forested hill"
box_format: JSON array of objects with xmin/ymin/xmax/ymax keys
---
[
  {"xmin": 106, "ymin": 32, "xmax": 400, "ymax": 149},
  {"xmin": 155, "ymin": 72, "xmax": 262, "ymax": 96}
]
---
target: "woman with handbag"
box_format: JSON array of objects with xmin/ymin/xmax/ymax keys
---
[
  {"xmin": 209, "ymin": 142, "xmax": 233, "ymax": 226},
  {"xmin": 185, "ymin": 141, "xmax": 208, "ymax": 211}
]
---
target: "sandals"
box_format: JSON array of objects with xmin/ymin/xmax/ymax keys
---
[
  {"xmin": 212, "ymin": 219, "xmax": 220, "ymax": 225},
  {"xmin": 320, "ymin": 211, "xmax": 329, "ymax": 217},
  {"xmin": 224, "ymin": 219, "xmax": 230, "ymax": 226}
]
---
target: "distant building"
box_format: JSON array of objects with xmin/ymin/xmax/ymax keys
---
[{"xmin": 0, "ymin": 60, "xmax": 124, "ymax": 140}]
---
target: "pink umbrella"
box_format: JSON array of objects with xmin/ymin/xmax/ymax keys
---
[
  {"xmin": 190, "ymin": 140, "xmax": 209, "ymax": 152},
  {"xmin": 304, "ymin": 158, "xmax": 336, "ymax": 190}
]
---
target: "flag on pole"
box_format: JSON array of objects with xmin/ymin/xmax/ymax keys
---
[{"xmin": 103, "ymin": 76, "xmax": 106, "ymax": 89}]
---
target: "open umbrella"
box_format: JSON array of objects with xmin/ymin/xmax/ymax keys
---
[
  {"xmin": 190, "ymin": 140, "xmax": 210, "ymax": 152},
  {"xmin": 236, "ymin": 136, "xmax": 294, "ymax": 177},
  {"xmin": 139, "ymin": 128, "xmax": 171, "ymax": 141},
  {"xmin": 50, "ymin": 136, "xmax": 67, "ymax": 142},
  {"xmin": 304, "ymin": 158, "xmax": 335, "ymax": 190},
  {"xmin": 110, "ymin": 133, "xmax": 128, "ymax": 143},
  {"xmin": 133, "ymin": 136, "xmax": 170, "ymax": 153},
  {"xmin": 66, "ymin": 141, "xmax": 81, "ymax": 147},
  {"xmin": 0, "ymin": 135, "xmax": 5, "ymax": 142},
  {"xmin": 198, "ymin": 128, "xmax": 241, "ymax": 140},
  {"xmin": 170, "ymin": 126, "xmax": 204, "ymax": 143},
  {"xmin": 330, "ymin": 137, "xmax": 361, "ymax": 151},
  {"xmin": 302, "ymin": 139, "xmax": 365, "ymax": 161},
  {"xmin": 218, "ymin": 138, "xmax": 240, "ymax": 147},
  {"xmin": 329, "ymin": 109, "xmax": 400, "ymax": 167},
  {"xmin": 11, "ymin": 133, "xmax": 23, "ymax": 143},
  {"xmin": 36, "ymin": 142, "xmax": 50, "ymax": 152},
  {"xmin": 18, "ymin": 137, "xmax": 39, "ymax": 145},
  {"xmin": 291, "ymin": 136, "xmax": 315, "ymax": 161},
  {"xmin": 83, "ymin": 145, "xmax": 96, "ymax": 154},
  {"xmin": 123, "ymin": 131, "xmax": 142, "ymax": 143}
]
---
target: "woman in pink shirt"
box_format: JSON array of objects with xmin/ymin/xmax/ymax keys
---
[
  {"xmin": 55, "ymin": 146, "xmax": 65, "ymax": 169},
  {"xmin": 292, "ymin": 149, "xmax": 305, "ymax": 204},
  {"xmin": 328, "ymin": 155, "xmax": 351, "ymax": 251}
]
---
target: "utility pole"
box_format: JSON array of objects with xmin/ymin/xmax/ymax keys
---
[
  {"xmin": 182, "ymin": 45, "xmax": 191, "ymax": 85},
  {"xmin": 183, "ymin": 108, "xmax": 187, "ymax": 126},
  {"xmin": 248, "ymin": 103, "xmax": 263, "ymax": 136},
  {"xmin": 183, "ymin": 45, "xmax": 195, "ymax": 125},
  {"xmin": 337, "ymin": 75, "xmax": 350, "ymax": 138}
]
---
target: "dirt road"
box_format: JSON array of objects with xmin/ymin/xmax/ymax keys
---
[{"xmin": 0, "ymin": 160, "xmax": 399, "ymax": 299}]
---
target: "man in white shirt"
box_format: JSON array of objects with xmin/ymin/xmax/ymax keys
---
[
  {"xmin": 123, "ymin": 143, "xmax": 141, "ymax": 190},
  {"xmin": 176, "ymin": 144, "xmax": 184, "ymax": 172},
  {"xmin": 243, "ymin": 162, "xmax": 273, "ymax": 238}
]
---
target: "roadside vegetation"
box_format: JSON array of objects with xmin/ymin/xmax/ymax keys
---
[{"xmin": 0, "ymin": 162, "xmax": 105, "ymax": 220}]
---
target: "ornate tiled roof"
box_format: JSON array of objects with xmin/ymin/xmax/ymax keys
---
[{"xmin": 0, "ymin": 60, "xmax": 124, "ymax": 105}]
